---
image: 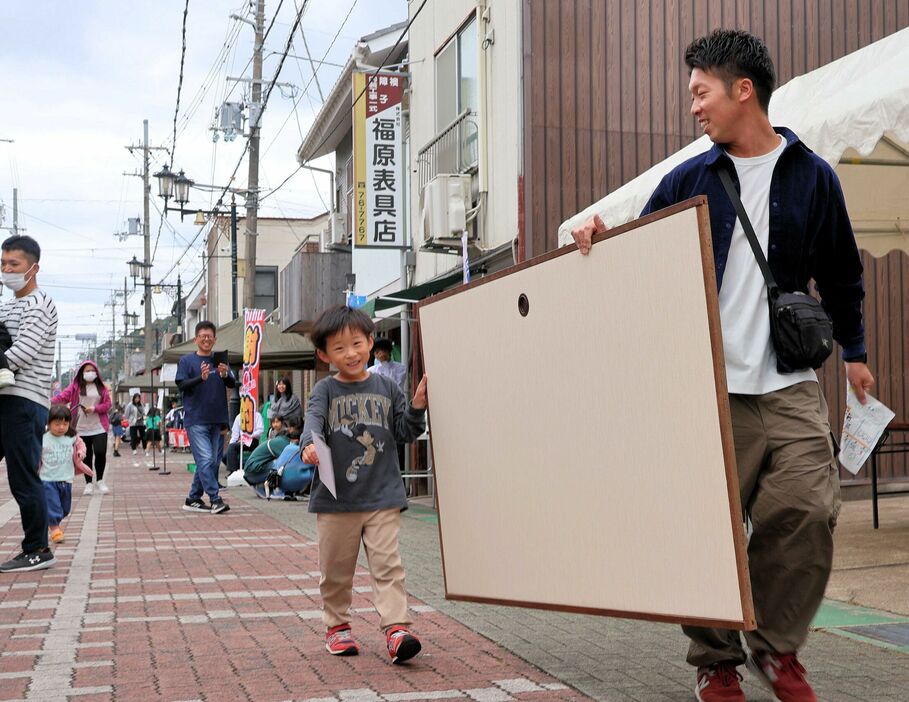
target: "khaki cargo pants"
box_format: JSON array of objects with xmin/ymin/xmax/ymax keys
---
[
  {"xmin": 684, "ymin": 380, "xmax": 841, "ymax": 666},
  {"xmin": 317, "ymin": 508, "xmax": 411, "ymax": 631}
]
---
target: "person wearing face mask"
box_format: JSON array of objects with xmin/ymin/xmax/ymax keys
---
[
  {"xmin": 52, "ymin": 361, "xmax": 113, "ymax": 495},
  {"xmin": 0, "ymin": 235, "xmax": 59, "ymax": 573}
]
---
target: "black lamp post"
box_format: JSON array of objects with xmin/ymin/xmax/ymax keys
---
[{"xmin": 153, "ymin": 166, "xmax": 242, "ymax": 319}]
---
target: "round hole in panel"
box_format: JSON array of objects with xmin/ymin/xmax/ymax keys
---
[{"xmin": 518, "ymin": 293, "xmax": 530, "ymax": 317}]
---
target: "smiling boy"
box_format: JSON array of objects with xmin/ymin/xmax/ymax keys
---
[{"xmin": 300, "ymin": 305, "xmax": 428, "ymax": 664}]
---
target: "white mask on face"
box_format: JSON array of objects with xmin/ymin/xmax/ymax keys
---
[
  {"xmin": 1, "ymin": 263, "xmax": 36, "ymax": 292},
  {"xmin": 83, "ymin": 371, "xmax": 97, "ymax": 382}
]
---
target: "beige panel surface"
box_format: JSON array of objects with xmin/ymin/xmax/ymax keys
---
[{"xmin": 420, "ymin": 205, "xmax": 750, "ymax": 625}]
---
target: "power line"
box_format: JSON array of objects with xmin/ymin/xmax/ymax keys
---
[
  {"xmin": 305, "ymin": 2, "xmax": 421, "ymax": 163},
  {"xmin": 159, "ymin": 0, "xmax": 308, "ymax": 279},
  {"xmin": 258, "ymin": 0, "xmax": 310, "ymax": 123},
  {"xmin": 261, "ymin": 0, "xmax": 424, "ymax": 202},
  {"xmin": 164, "ymin": 10, "xmax": 248, "ymax": 154},
  {"xmin": 261, "ymin": 0, "xmax": 358, "ymax": 159},
  {"xmin": 171, "ymin": 0, "xmax": 191, "ymax": 165}
]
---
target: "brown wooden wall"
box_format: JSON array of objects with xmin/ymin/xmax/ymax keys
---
[
  {"xmin": 522, "ymin": 0, "xmax": 909, "ymax": 256},
  {"xmin": 818, "ymin": 250, "xmax": 909, "ymax": 485}
]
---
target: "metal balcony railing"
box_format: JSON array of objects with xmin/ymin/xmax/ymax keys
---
[{"xmin": 416, "ymin": 110, "xmax": 479, "ymax": 191}]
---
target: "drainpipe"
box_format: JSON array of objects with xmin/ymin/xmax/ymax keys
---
[{"xmin": 477, "ymin": 0, "xmax": 491, "ymax": 245}]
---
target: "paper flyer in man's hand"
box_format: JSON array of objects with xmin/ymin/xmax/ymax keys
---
[
  {"xmin": 312, "ymin": 433, "xmax": 337, "ymax": 499},
  {"xmin": 839, "ymin": 383, "xmax": 895, "ymax": 475}
]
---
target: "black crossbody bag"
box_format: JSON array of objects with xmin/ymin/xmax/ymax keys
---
[{"xmin": 718, "ymin": 167, "xmax": 834, "ymax": 373}]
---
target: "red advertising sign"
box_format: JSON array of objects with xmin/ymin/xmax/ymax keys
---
[{"xmin": 240, "ymin": 309, "xmax": 265, "ymax": 447}]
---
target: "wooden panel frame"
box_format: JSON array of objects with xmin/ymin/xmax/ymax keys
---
[{"xmin": 418, "ymin": 198, "xmax": 755, "ymax": 629}]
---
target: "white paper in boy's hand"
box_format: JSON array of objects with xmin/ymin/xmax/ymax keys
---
[
  {"xmin": 312, "ymin": 433, "xmax": 337, "ymax": 499},
  {"xmin": 839, "ymin": 382, "xmax": 895, "ymax": 475}
]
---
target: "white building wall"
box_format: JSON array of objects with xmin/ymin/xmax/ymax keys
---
[
  {"xmin": 408, "ymin": 0, "xmax": 522, "ymax": 285},
  {"xmin": 206, "ymin": 215, "xmax": 328, "ymax": 327}
]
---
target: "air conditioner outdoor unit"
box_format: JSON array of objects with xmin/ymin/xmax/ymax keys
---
[
  {"xmin": 329, "ymin": 212, "xmax": 348, "ymax": 247},
  {"xmin": 421, "ymin": 174, "xmax": 473, "ymax": 244}
]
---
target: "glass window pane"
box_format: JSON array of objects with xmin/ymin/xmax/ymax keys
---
[
  {"xmin": 255, "ymin": 268, "xmax": 277, "ymax": 296},
  {"xmin": 435, "ymin": 39, "xmax": 457, "ymax": 132},
  {"xmin": 458, "ymin": 17, "xmax": 478, "ymax": 115}
]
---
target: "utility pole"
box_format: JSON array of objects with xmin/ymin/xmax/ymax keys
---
[
  {"xmin": 56, "ymin": 341, "xmax": 62, "ymax": 386},
  {"xmin": 124, "ymin": 121, "xmax": 166, "ymax": 376},
  {"xmin": 109, "ymin": 290, "xmax": 119, "ymax": 385},
  {"xmin": 142, "ymin": 120, "xmax": 153, "ymax": 376},
  {"xmin": 231, "ymin": 197, "xmax": 239, "ymax": 319},
  {"xmin": 12, "ymin": 188, "xmax": 18, "ymax": 235},
  {"xmin": 123, "ymin": 277, "xmax": 130, "ymax": 375},
  {"xmin": 243, "ymin": 0, "xmax": 265, "ymax": 311},
  {"xmin": 176, "ymin": 274, "xmax": 184, "ymax": 333}
]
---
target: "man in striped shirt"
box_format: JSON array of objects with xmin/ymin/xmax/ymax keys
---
[{"xmin": 0, "ymin": 235, "xmax": 58, "ymax": 572}]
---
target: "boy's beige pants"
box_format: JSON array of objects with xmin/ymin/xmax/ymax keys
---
[
  {"xmin": 684, "ymin": 380, "xmax": 841, "ymax": 666},
  {"xmin": 317, "ymin": 508, "xmax": 411, "ymax": 631}
]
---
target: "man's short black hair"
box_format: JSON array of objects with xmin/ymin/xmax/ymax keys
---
[
  {"xmin": 685, "ymin": 29, "xmax": 776, "ymax": 113},
  {"xmin": 310, "ymin": 304, "xmax": 374, "ymax": 352},
  {"xmin": 373, "ymin": 338, "xmax": 393, "ymax": 353},
  {"xmin": 195, "ymin": 321, "xmax": 217, "ymax": 336},
  {"xmin": 1, "ymin": 235, "xmax": 41, "ymax": 263}
]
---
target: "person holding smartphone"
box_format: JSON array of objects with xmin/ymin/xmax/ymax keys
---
[{"xmin": 175, "ymin": 321, "xmax": 236, "ymax": 514}]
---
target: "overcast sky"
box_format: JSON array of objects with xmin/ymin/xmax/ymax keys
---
[{"xmin": 0, "ymin": 0, "xmax": 405, "ymax": 372}]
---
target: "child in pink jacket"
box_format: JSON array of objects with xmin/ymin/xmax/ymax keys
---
[{"xmin": 41, "ymin": 405, "xmax": 93, "ymax": 543}]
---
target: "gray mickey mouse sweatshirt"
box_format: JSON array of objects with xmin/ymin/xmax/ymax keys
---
[{"xmin": 302, "ymin": 373, "xmax": 426, "ymax": 513}]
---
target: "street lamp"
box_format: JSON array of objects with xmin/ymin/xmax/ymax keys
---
[
  {"xmin": 153, "ymin": 166, "xmax": 243, "ymax": 320},
  {"xmin": 173, "ymin": 170, "xmax": 193, "ymax": 206},
  {"xmin": 153, "ymin": 165, "xmax": 175, "ymax": 200},
  {"xmin": 127, "ymin": 255, "xmax": 150, "ymax": 284}
]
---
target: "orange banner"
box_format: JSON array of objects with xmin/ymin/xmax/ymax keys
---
[{"xmin": 240, "ymin": 309, "xmax": 265, "ymax": 447}]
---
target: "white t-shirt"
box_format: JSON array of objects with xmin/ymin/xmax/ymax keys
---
[
  {"xmin": 719, "ymin": 135, "xmax": 816, "ymax": 395},
  {"xmin": 77, "ymin": 384, "xmax": 105, "ymax": 436}
]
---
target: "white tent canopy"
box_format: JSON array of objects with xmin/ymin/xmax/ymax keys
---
[{"xmin": 558, "ymin": 27, "xmax": 909, "ymax": 253}]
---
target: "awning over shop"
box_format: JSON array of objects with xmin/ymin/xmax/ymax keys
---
[
  {"xmin": 153, "ymin": 317, "xmax": 315, "ymax": 370},
  {"xmin": 116, "ymin": 374, "xmax": 177, "ymax": 392},
  {"xmin": 371, "ymin": 242, "xmax": 516, "ymax": 313},
  {"xmin": 558, "ymin": 26, "xmax": 909, "ymax": 255},
  {"xmin": 373, "ymin": 270, "xmax": 464, "ymax": 312}
]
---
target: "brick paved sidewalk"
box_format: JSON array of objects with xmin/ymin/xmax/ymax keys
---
[{"xmin": 0, "ymin": 452, "xmax": 592, "ymax": 702}]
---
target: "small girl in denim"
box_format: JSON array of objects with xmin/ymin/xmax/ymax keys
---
[{"xmin": 40, "ymin": 405, "xmax": 93, "ymax": 543}]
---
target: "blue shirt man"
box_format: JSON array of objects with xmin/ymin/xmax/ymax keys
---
[
  {"xmin": 367, "ymin": 338, "xmax": 407, "ymax": 391},
  {"xmin": 176, "ymin": 321, "xmax": 236, "ymax": 514}
]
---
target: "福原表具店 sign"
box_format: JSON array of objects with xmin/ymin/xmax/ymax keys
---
[{"xmin": 353, "ymin": 71, "xmax": 406, "ymax": 248}]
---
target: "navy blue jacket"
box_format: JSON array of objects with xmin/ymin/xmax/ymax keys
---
[
  {"xmin": 641, "ymin": 127, "xmax": 865, "ymax": 361},
  {"xmin": 175, "ymin": 353, "xmax": 236, "ymax": 427}
]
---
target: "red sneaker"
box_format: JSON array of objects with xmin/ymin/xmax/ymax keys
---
[
  {"xmin": 386, "ymin": 626, "xmax": 421, "ymax": 664},
  {"xmin": 325, "ymin": 625, "xmax": 359, "ymax": 656},
  {"xmin": 747, "ymin": 651, "xmax": 817, "ymax": 702},
  {"xmin": 695, "ymin": 663, "xmax": 746, "ymax": 702}
]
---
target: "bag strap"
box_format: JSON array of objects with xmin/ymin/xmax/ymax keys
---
[{"xmin": 717, "ymin": 166, "xmax": 779, "ymax": 292}]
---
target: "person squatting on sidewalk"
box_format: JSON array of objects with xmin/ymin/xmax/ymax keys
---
[
  {"xmin": 0, "ymin": 235, "xmax": 59, "ymax": 573},
  {"xmin": 237, "ymin": 415, "xmax": 313, "ymax": 500},
  {"xmin": 41, "ymin": 405, "xmax": 94, "ymax": 543},
  {"xmin": 300, "ymin": 305, "xmax": 428, "ymax": 664},
  {"xmin": 572, "ymin": 29, "xmax": 874, "ymax": 702},
  {"xmin": 177, "ymin": 320, "xmax": 236, "ymax": 514},
  {"xmin": 52, "ymin": 360, "xmax": 112, "ymax": 495}
]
